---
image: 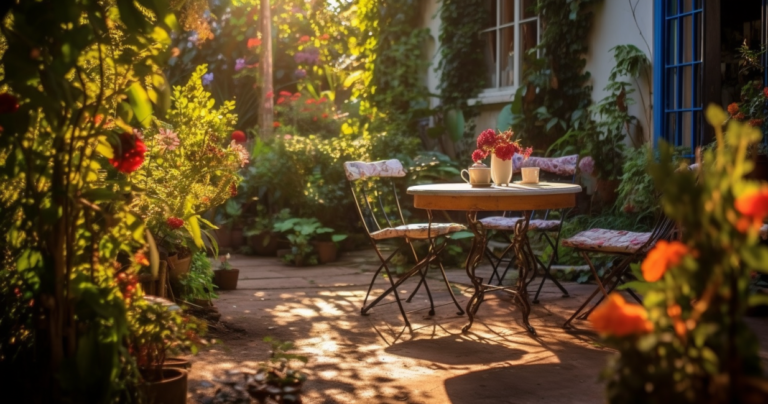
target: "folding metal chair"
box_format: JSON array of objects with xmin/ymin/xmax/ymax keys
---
[
  {"xmin": 344, "ymin": 159, "xmax": 466, "ymax": 331},
  {"xmin": 479, "ymin": 154, "xmax": 579, "ymax": 303},
  {"xmin": 561, "ymin": 210, "xmax": 676, "ymax": 328}
]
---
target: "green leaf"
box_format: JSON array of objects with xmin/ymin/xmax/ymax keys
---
[
  {"xmin": 186, "ymin": 215, "xmax": 204, "ymax": 248},
  {"xmin": 449, "ymin": 231, "xmax": 475, "ymax": 240},
  {"xmin": 145, "ymin": 229, "xmax": 159, "ymax": 278},
  {"xmin": 96, "ymin": 136, "xmax": 114, "ymax": 159},
  {"xmin": 331, "ymin": 234, "xmax": 348, "ymax": 242},
  {"xmin": 445, "ymin": 109, "xmax": 465, "ymax": 142},
  {"xmin": 126, "ymin": 82, "xmax": 153, "ymax": 128},
  {"xmin": 496, "ymin": 104, "xmax": 514, "ymax": 131}
]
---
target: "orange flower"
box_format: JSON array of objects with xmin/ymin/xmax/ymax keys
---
[
  {"xmin": 750, "ymin": 119, "xmax": 764, "ymax": 127},
  {"xmin": 641, "ymin": 240, "xmax": 689, "ymax": 282},
  {"xmin": 735, "ymin": 112, "xmax": 746, "ymax": 120},
  {"xmin": 319, "ymin": 33, "xmax": 330, "ymax": 41},
  {"xmin": 134, "ymin": 252, "xmax": 149, "ymax": 266},
  {"xmin": 736, "ymin": 187, "xmax": 768, "ymax": 221},
  {"xmin": 273, "ymin": 121, "xmax": 280, "ymax": 128},
  {"xmin": 589, "ymin": 294, "xmax": 653, "ymax": 337},
  {"xmin": 667, "ymin": 304, "xmax": 687, "ymax": 339},
  {"xmin": 247, "ymin": 38, "xmax": 262, "ymax": 49},
  {"xmin": 298, "ymin": 35, "xmax": 310, "ymax": 44},
  {"xmin": 728, "ymin": 102, "xmax": 740, "ymax": 116}
]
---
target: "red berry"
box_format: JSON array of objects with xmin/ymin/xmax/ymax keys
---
[
  {"xmin": 166, "ymin": 217, "xmax": 184, "ymax": 229},
  {"xmin": 231, "ymin": 130, "xmax": 247, "ymax": 144}
]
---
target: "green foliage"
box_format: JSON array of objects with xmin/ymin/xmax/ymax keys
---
[
  {"xmin": 130, "ymin": 65, "xmax": 244, "ymax": 253},
  {"xmin": 601, "ymin": 106, "xmax": 768, "ymax": 403},
  {"xmin": 179, "ymin": 252, "xmax": 218, "ymax": 301},
  {"xmin": 0, "ymin": 0, "xmax": 178, "ymax": 401},
  {"xmin": 509, "ymin": 0, "xmax": 599, "ymax": 151},
  {"xmin": 355, "ymin": 0, "xmax": 433, "ymax": 141},
  {"xmin": 436, "ymin": 0, "xmax": 488, "ymax": 110},
  {"xmin": 273, "ymin": 216, "xmax": 336, "ymax": 266}
]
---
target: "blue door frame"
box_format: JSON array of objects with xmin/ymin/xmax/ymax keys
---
[{"xmin": 653, "ymin": 0, "xmax": 704, "ymax": 150}]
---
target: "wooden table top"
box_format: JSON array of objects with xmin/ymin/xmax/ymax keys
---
[{"xmin": 407, "ymin": 182, "xmax": 582, "ymax": 211}]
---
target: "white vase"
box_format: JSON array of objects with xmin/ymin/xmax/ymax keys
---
[{"xmin": 490, "ymin": 153, "xmax": 513, "ymax": 186}]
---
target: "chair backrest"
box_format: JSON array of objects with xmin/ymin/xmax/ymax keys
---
[
  {"xmin": 513, "ymin": 154, "xmax": 578, "ymax": 177},
  {"xmin": 343, "ymin": 160, "xmax": 408, "ymax": 237}
]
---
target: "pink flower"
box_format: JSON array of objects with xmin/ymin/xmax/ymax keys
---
[
  {"xmin": 234, "ymin": 58, "xmax": 246, "ymax": 72},
  {"xmin": 154, "ymin": 128, "xmax": 180, "ymax": 152},
  {"xmin": 230, "ymin": 140, "xmax": 250, "ymax": 167}
]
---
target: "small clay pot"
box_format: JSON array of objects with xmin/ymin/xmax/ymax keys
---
[
  {"xmin": 312, "ymin": 241, "xmax": 338, "ymax": 264},
  {"xmin": 213, "ymin": 268, "xmax": 239, "ymax": 290},
  {"xmin": 141, "ymin": 367, "xmax": 187, "ymax": 404},
  {"xmin": 168, "ymin": 255, "xmax": 191, "ymax": 281},
  {"xmin": 249, "ymin": 232, "xmax": 280, "ymax": 256}
]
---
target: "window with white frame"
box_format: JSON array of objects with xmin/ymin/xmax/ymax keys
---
[{"xmin": 481, "ymin": 0, "xmax": 540, "ymax": 92}]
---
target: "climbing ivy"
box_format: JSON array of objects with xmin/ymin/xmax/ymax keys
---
[
  {"xmin": 355, "ymin": 0, "xmax": 432, "ymax": 141},
  {"xmin": 508, "ymin": 0, "xmax": 601, "ymax": 151},
  {"xmin": 436, "ymin": 0, "xmax": 488, "ymax": 111}
]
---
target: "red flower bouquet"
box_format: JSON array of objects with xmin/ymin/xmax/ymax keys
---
[{"xmin": 472, "ymin": 129, "xmax": 531, "ymax": 162}]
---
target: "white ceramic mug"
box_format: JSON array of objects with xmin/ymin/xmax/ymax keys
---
[
  {"xmin": 461, "ymin": 167, "xmax": 491, "ymax": 185},
  {"xmin": 521, "ymin": 167, "xmax": 540, "ymax": 184}
]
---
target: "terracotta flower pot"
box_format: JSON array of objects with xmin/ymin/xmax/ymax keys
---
[
  {"xmin": 213, "ymin": 268, "xmax": 239, "ymax": 290},
  {"xmin": 229, "ymin": 228, "xmax": 244, "ymax": 249},
  {"xmin": 312, "ymin": 241, "xmax": 338, "ymax": 264},
  {"xmin": 249, "ymin": 232, "xmax": 280, "ymax": 256},
  {"xmin": 168, "ymin": 255, "xmax": 191, "ymax": 282},
  {"xmin": 141, "ymin": 367, "xmax": 187, "ymax": 404},
  {"xmin": 163, "ymin": 357, "xmax": 191, "ymax": 371},
  {"xmin": 595, "ymin": 178, "xmax": 620, "ymax": 205}
]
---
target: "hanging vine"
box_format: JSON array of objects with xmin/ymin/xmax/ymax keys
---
[
  {"xmin": 508, "ymin": 0, "xmax": 601, "ymax": 150},
  {"xmin": 355, "ymin": 0, "xmax": 432, "ymax": 143},
  {"xmin": 436, "ymin": 0, "xmax": 488, "ymax": 111}
]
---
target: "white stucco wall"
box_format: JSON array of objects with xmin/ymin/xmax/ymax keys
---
[
  {"xmin": 586, "ymin": 0, "xmax": 654, "ymax": 144},
  {"xmin": 419, "ymin": 0, "xmax": 656, "ymax": 143}
]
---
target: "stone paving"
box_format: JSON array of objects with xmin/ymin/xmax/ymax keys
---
[{"xmin": 187, "ymin": 250, "xmax": 768, "ymax": 404}]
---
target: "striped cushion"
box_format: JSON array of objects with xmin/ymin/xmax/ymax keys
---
[
  {"xmin": 370, "ymin": 223, "xmax": 466, "ymax": 240},
  {"xmin": 479, "ymin": 216, "xmax": 561, "ymax": 231}
]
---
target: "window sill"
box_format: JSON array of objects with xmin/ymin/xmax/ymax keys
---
[{"xmin": 468, "ymin": 88, "xmax": 517, "ymax": 106}]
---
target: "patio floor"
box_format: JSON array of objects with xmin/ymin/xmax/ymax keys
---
[{"xmin": 188, "ymin": 250, "xmax": 768, "ymax": 404}]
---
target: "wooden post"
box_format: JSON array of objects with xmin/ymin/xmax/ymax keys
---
[{"xmin": 259, "ymin": 0, "xmax": 274, "ymax": 139}]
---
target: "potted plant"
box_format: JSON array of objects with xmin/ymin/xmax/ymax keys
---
[
  {"xmin": 216, "ymin": 199, "xmax": 245, "ymax": 251},
  {"xmin": 244, "ymin": 207, "xmax": 289, "ymax": 256},
  {"xmin": 311, "ymin": 230, "xmax": 348, "ymax": 264},
  {"xmin": 273, "ymin": 216, "xmax": 338, "ymax": 266},
  {"xmin": 128, "ymin": 298, "xmax": 207, "ymax": 404},
  {"xmin": 213, "ymin": 253, "xmax": 240, "ymax": 290},
  {"xmin": 178, "ymin": 252, "xmax": 218, "ymax": 306}
]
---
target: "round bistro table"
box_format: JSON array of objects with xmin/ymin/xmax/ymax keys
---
[{"xmin": 407, "ymin": 182, "xmax": 582, "ymax": 335}]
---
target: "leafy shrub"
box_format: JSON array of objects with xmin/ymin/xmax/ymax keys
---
[{"xmin": 179, "ymin": 252, "xmax": 217, "ymax": 301}]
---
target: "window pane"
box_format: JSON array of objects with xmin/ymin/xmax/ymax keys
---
[
  {"xmin": 682, "ymin": 65, "xmax": 692, "ymax": 108},
  {"xmin": 666, "ymin": 113, "xmax": 678, "ymax": 142},
  {"xmin": 682, "ymin": 15, "xmax": 693, "ymax": 63},
  {"xmin": 683, "ymin": 0, "xmax": 693, "ymax": 12},
  {"xmin": 667, "ymin": 18, "xmax": 679, "ymax": 65},
  {"xmin": 522, "ymin": 0, "xmax": 537, "ymax": 19},
  {"xmin": 667, "ymin": 0, "xmax": 678, "ymax": 15},
  {"xmin": 500, "ymin": 26, "xmax": 515, "ymax": 87},
  {"xmin": 693, "ymin": 11, "xmax": 702, "ymax": 61},
  {"xmin": 501, "ymin": 0, "xmax": 515, "ymax": 25},
  {"xmin": 485, "ymin": 0, "xmax": 497, "ymax": 29},
  {"xmin": 521, "ymin": 20, "xmax": 538, "ymax": 76},
  {"xmin": 666, "ymin": 68, "xmax": 678, "ymax": 109},
  {"xmin": 483, "ymin": 31, "xmax": 498, "ymax": 88},
  {"xmin": 693, "ymin": 63, "xmax": 702, "ymax": 107},
  {"xmin": 681, "ymin": 112, "xmax": 693, "ymax": 148}
]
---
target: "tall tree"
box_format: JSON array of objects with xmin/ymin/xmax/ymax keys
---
[{"xmin": 259, "ymin": 0, "xmax": 274, "ymax": 139}]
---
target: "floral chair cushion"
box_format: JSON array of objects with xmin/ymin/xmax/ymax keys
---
[
  {"xmin": 479, "ymin": 216, "xmax": 561, "ymax": 231},
  {"xmin": 344, "ymin": 159, "xmax": 407, "ymax": 181},
  {"xmin": 561, "ymin": 228, "xmax": 651, "ymax": 254},
  {"xmin": 512, "ymin": 154, "xmax": 578, "ymax": 176},
  {"xmin": 370, "ymin": 223, "xmax": 466, "ymax": 241}
]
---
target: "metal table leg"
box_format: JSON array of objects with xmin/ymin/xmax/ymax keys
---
[{"xmin": 461, "ymin": 211, "xmax": 536, "ymax": 335}]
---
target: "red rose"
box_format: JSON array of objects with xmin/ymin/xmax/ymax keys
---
[
  {"xmin": 0, "ymin": 93, "xmax": 19, "ymax": 114},
  {"xmin": 279, "ymin": 91, "xmax": 292, "ymax": 97},
  {"xmin": 109, "ymin": 133, "xmax": 146, "ymax": 173},
  {"xmin": 166, "ymin": 217, "xmax": 184, "ymax": 229},
  {"xmin": 231, "ymin": 130, "xmax": 246, "ymax": 143},
  {"xmin": 273, "ymin": 122, "xmax": 281, "ymax": 128},
  {"xmin": 321, "ymin": 113, "xmax": 328, "ymax": 119},
  {"xmin": 471, "ymin": 149, "xmax": 488, "ymax": 163}
]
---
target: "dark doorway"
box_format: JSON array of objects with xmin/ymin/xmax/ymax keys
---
[{"xmin": 720, "ymin": 0, "xmax": 764, "ymax": 109}]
